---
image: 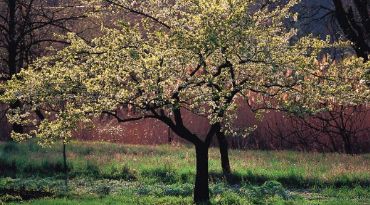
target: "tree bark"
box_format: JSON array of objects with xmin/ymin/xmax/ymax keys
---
[
  {"xmin": 168, "ymin": 126, "xmax": 172, "ymax": 144},
  {"xmin": 9, "ymin": 101, "xmax": 23, "ymax": 134},
  {"xmin": 194, "ymin": 143, "xmax": 210, "ymax": 204},
  {"xmin": 332, "ymin": 0, "xmax": 369, "ymax": 61},
  {"xmin": 217, "ymin": 132, "xmax": 231, "ymax": 176},
  {"xmin": 7, "ymin": 0, "xmax": 18, "ymax": 77},
  {"xmin": 342, "ymin": 134, "xmax": 353, "ymax": 154},
  {"xmin": 6, "ymin": 0, "xmax": 23, "ymax": 136}
]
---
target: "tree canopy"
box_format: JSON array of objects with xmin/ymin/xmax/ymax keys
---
[{"xmin": 1, "ymin": 0, "xmax": 369, "ymax": 203}]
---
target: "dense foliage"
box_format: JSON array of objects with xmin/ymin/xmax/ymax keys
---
[{"xmin": 0, "ymin": 0, "xmax": 367, "ymax": 142}]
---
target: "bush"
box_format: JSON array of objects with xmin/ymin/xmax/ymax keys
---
[
  {"xmin": 136, "ymin": 183, "xmax": 193, "ymax": 198},
  {"xmin": 0, "ymin": 178, "xmax": 60, "ymax": 201},
  {"xmin": 22, "ymin": 160, "xmax": 65, "ymax": 177},
  {"xmin": 141, "ymin": 166, "xmax": 178, "ymax": 184},
  {"xmin": 247, "ymin": 181, "xmax": 292, "ymax": 204},
  {"xmin": 0, "ymin": 158, "xmax": 17, "ymax": 177},
  {"xmin": 0, "ymin": 194, "xmax": 22, "ymax": 203},
  {"xmin": 259, "ymin": 181, "xmax": 290, "ymax": 200},
  {"xmin": 2, "ymin": 142, "xmax": 19, "ymax": 154},
  {"xmin": 214, "ymin": 191, "xmax": 251, "ymax": 205},
  {"xmin": 85, "ymin": 161, "xmax": 100, "ymax": 177},
  {"xmin": 95, "ymin": 184, "xmax": 111, "ymax": 198},
  {"xmin": 102, "ymin": 164, "xmax": 137, "ymax": 181},
  {"xmin": 162, "ymin": 184, "xmax": 193, "ymax": 197}
]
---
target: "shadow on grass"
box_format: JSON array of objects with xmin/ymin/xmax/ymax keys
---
[
  {"xmin": 0, "ymin": 188, "xmax": 54, "ymax": 200},
  {"xmin": 1, "ymin": 156, "xmax": 369, "ymax": 189},
  {"xmin": 1, "ymin": 141, "xmax": 369, "ymax": 189},
  {"xmin": 209, "ymin": 171, "xmax": 370, "ymax": 188}
]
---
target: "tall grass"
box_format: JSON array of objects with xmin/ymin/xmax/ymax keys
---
[
  {"xmin": 0, "ymin": 141, "xmax": 370, "ymax": 204},
  {"xmin": 1, "ymin": 141, "xmax": 369, "ymax": 188}
]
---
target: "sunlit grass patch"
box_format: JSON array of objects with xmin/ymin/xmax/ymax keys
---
[{"xmin": 1, "ymin": 141, "xmax": 369, "ymax": 204}]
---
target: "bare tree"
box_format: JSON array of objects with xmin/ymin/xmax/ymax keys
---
[{"xmin": 293, "ymin": 105, "xmax": 370, "ymax": 154}]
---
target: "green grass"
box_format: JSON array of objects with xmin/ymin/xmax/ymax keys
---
[{"xmin": 0, "ymin": 140, "xmax": 369, "ymax": 204}]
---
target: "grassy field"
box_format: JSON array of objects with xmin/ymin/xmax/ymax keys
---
[{"xmin": 0, "ymin": 141, "xmax": 369, "ymax": 204}]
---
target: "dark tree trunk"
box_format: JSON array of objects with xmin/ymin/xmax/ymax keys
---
[
  {"xmin": 63, "ymin": 143, "xmax": 69, "ymax": 191},
  {"xmin": 6, "ymin": 0, "xmax": 23, "ymax": 135},
  {"xmin": 327, "ymin": 133, "xmax": 339, "ymax": 153},
  {"xmin": 217, "ymin": 132, "xmax": 231, "ymax": 176},
  {"xmin": 342, "ymin": 135, "xmax": 353, "ymax": 154},
  {"xmin": 11, "ymin": 121, "xmax": 23, "ymax": 134},
  {"xmin": 7, "ymin": 0, "xmax": 18, "ymax": 77},
  {"xmin": 168, "ymin": 126, "xmax": 172, "ymax": 144},
  {"xmin": 156, "ymin": 108, "xmax": 215, "ymax": 204},
  {"xmin": 332, "ymin": 0, "xmax": 369, "ymax": 62},
  {"xmin": 194, "ymin": 143, "xmax": 210, "ymax": 204},
  {"xmin": 9, "ymin": 101, "xmax": 23, "ymax": 134}
]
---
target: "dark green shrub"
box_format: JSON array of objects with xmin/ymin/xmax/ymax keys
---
[
  {"xmin": 85, "ymin": 161, "xmax": 100, "ymax": 177},
  {"xmin": 27, "ymin": 141, "xmax": 43, "ymax": 152},
  {"xmin": 103, "ymin": 164, "xmax": 137, "ymax": 181},
  {"xmin": 119, "ymin": 165, "xmax": 137, "ymax": 181},
  {"xmin": 259, "ymin": 181, "xmax": 290, "ymax": 200},
  {"xmin": 0, "ymin": 158, "xmax": 17, "ymax": 177},
  {"xmin": 141, "ymin": 167, "xmax": 178, "ymax": 184},
  {"xmin": 213, "ymin": 191, "xmax": 250, "ymax": 205},
  {"xmin": 247, "ymin": 180, "xmax": 291, "ymax": 204},
  {"xmin": 22, "ymin": 160, "xmax": 65, "ymax": 176},
  {"xmin": 2, "ymin": 142, "xmax": 19, "ymax": 154},
  {"xmin": 179, "ymin": 171, "xmax": 193, "ymax": 183},
  {"xmin": 162, "ymin": 184, "xmax": 193, "ymax": 197},
  {"xmin": 0, "ymin": 194, "xmax": 22, "ymax": 203},
  {"xmin": 95, "ymin": 184, "xmax": 111, "ymax": 198}
]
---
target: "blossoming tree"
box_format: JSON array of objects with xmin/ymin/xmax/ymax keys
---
[{"xmin": 1, "ymin": 0, "xmax": 369, "ymax": 203}]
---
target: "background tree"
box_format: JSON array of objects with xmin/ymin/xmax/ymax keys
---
[
  {"xmin": 289, "ymin": 105, "xmax": 370, "ymax": 154},
  {"xmin": 1, "ymin": 0, "xmax": 368, "ymax": 203},
  {"xmin": 261, "ymin": 105, "xmax": 370, "ymax": 153},
  {"xmin": 0, "ymin": 0, "xmax": 89, "ymax": 135},
  {"xmin": 218, "ymin": 0, "xmax": 370, "ymax": 176},
  {"xmin": 265, "ymin": 0, "xmax": 370, "ymax": 155},
  {"xmin": 298, "ymin": 0, "xmax": 369, "ymax": 61},
  {"xmin": 332, "ymin": 0, "xmax": 369, "ymax": 61}
]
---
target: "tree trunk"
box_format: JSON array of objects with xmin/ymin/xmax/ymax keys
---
[
  {"xmin": 6, "ymin": 0, "xmax": 23, "ymax": 136},
  {"xmin": 332, "ymin": 0, "xmax": 369, "ymax": 61},
  {"xmin": 217, "ymin": 132, "xmax": 231, "ymax": 176},
  {"xmin": 168, "ymin": 126, "xmax": 172, "ymax": 144},
  {"xmin": 194, "ymin": 143, "xmax": 210, "ymax": 204},
  {"xmin": 63, "ymin": 143, "xmax": 69, "ymax": 191},
  {"xmin": 7, "ymin": 0, "xmax": 18, "ymax": 77},
  {"xmin": 342, "ymin": 134, "xmax": 353, "ymax": 154},
  {"xmin": 9, "ymin": 101, "xmax": 23, "ymax": 134}
]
